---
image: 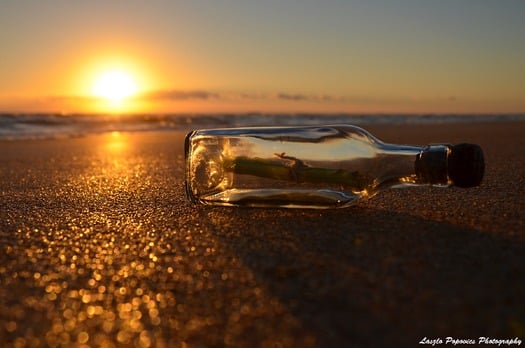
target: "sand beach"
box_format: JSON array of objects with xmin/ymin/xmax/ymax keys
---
[{"xmin": 1, "ymin": 121, "xmax": 524, "ymax": 347}]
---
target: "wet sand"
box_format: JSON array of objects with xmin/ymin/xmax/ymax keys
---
[{"xmin": 1, "ymin": 122, "xmax": 524, "ymax": 347}]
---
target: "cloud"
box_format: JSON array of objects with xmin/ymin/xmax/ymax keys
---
[
  {"xmin": 46, "ymin": 89, "xmax": 375, "ymax": 104},
  {"xmin": 276, "ymin": 93, "xmax": 353, "ymax": 102},
  {"xmin": 277, "ymin": 93, "xmax": 310, "ymax": 101},
  {"xmin": 140, "ymin": 90, "xmax": 221, "ymax": 101},
  {"xmin": 137, "ymin": 90, "xmax": 352, "ymax": 103}
]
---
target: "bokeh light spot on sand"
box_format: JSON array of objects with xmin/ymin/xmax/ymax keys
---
[
  {"xmin": 6, "ymin": 321, "xmax": 17, "ymax": 332},
  {"xmin": 77, "ymin": 331, "xmax": 89, "ymax": 344}
]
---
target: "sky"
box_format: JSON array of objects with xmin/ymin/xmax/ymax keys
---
[{"xmin": 0, "ymin": 0, "xmax": 524, "ymax": 114}]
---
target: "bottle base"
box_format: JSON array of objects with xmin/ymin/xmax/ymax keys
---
[{"xmin": 195, "ymin": 188, "xmax": 363, "ymax": 209}]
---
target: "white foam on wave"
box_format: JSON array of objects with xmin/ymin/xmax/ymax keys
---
[{"xmin": 0, "ymin": 113, "xmax": 523, "ymax": 140}]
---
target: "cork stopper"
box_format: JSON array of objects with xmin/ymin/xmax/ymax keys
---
[{"xmin": 447, "ymin": 143, "xmax": 484, "ymax": 188}]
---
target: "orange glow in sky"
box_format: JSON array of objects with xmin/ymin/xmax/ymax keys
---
[{"xmin": 0, "ymin": 1, "xmax": 524, "ymax": 114}]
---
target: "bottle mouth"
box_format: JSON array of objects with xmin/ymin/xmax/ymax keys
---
[
  {"xmin": 447, "ymin": 143, "xmax": 485, "ymax": 188},
  {"xmin": 415, "ymin": 145, "xmax": 451, "ymax": 186}
]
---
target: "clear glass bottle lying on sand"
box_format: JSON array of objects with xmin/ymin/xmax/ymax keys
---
[{"xmin": 185, "ymin": 125, "xmax": 484, "ymax": 209}]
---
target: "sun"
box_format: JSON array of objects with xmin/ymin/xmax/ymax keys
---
[{"xmin": 91, "ymin": 70, "xmax": 138, "ymax": 104}]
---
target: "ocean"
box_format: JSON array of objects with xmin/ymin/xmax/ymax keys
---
[{"xmin": 1, "ymin": 113, "xmax": 524, "ymax": 140}]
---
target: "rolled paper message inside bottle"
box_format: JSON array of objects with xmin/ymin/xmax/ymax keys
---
[{"xmin": 185, "ymin": 125, "xmax": 484, "ymax": 209}]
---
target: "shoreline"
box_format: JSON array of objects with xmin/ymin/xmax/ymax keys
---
[{"xmin": 1, "ymin": 114, "xmax": 524, "ymax": 142}]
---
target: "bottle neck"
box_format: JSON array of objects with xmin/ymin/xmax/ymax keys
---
[
  {"xmin": 414, "ymin": 144, "xmax": 452, "ymax": 185},
  {"xmin": 373, "ymin": 143, "xmax": 452, "ymax": 191}
]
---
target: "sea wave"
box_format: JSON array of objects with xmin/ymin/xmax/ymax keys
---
[{"xmin": 0, "ymin": 113, "xmax": 524, "ymax": 140}]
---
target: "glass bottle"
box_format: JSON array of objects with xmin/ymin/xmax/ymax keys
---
[{"xmin": 185, "ymin": 125, "xmax": 484, "ymax": 209}]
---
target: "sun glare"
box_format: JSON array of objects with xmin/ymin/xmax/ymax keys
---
[{"xmin": 92, "ymin": 70, "xmax": 138, "ymax": 104}]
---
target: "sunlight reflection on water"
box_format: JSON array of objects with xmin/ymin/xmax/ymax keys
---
[{"xmin": 104, "ymin": 131, "xmax": 128, "ymax": 155}]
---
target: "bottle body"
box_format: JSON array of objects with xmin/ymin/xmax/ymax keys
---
[{"xmin": 185, "ymin": 125, "xmax": 456, "ymax": 209}]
